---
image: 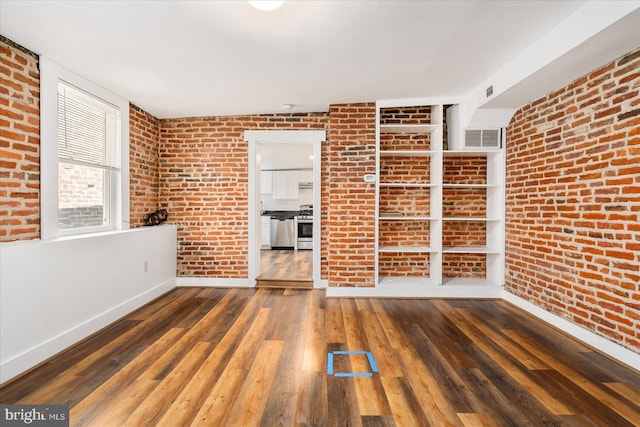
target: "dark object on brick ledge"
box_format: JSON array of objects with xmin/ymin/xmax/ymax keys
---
[{"xmin": 144, "ymin": 209, "xmax": 168, "ymax": 226}]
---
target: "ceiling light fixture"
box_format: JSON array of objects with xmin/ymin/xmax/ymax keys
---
[
  {"xmin": 247, "ymin": 1, "xmax": 285, "ymax": 11},
  {"xmin": 282, "ymin": 103, "xmax": 294, "ymax": 110}
]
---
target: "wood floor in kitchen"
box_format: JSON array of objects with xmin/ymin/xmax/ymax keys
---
[
  {"xmin": 257, "ymin": 249, "xmax": 313, "ymax": 288},
  {"xmin": 1, "ymin": 288, "xmax": 639, "ymax": 426}
]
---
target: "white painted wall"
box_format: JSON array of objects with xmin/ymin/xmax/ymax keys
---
[
  {"xmin": 466, "ymin": 2, "xmax": 640, "ymax": 124},
  {"xmin": 0, "ymin": 225, "xmax": 177, "ymax": 384}
]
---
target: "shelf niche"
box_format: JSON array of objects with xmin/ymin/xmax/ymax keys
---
[{"xmin": 375, "ymin": 100, "xmax": 505, "ymax": 293}]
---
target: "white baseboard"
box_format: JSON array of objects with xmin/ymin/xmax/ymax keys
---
[
  {"xmin": 177, "ymin": 277, "xmax": 254, "ymax": 288},
  {"xmin": 326, "ymin": 284, "xmax": 503, "ymax": 299},
  {"xmin": 178, "ymin": 277, "xmax": 328, "ymax": 288},
  {"xmin": 503, "ymin": 291, "xmax": 640, "ymax": 372},
  {"xmin": 1, "ymin": 278, "xmax": 176, "ymax": 384}
]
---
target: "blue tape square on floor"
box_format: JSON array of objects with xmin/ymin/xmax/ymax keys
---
[{"xmin": 327, "ymin": 351, "xmax": 378, "ymax": 377}]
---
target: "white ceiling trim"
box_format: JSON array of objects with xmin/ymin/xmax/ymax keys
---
[{"xmin": 467, "ymin": 1, "xmax": 640, "ymax": 125}]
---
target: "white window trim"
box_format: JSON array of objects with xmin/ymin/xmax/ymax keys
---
[{"xmin": 40, "ymin": 57, "xmax": 130, "ymax": 240}]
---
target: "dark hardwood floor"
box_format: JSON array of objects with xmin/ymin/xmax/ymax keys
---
[{"xmin": 1, "ymin": 288, "xmax": 639, "ymax": 426}]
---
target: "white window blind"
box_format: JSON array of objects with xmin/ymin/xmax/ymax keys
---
[
  {"xmin": 56, "ymin": 81, "xmax": 121, "ymax": 231},
  {"xmin": 57, "ymin": 82, "xmax": 119, "ymax": 171},
  {"xmin": 40, "ymin": 57, "xmax": 130, "ymax": 239}
]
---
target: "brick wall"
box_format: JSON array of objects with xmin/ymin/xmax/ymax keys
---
[
  {"xmin": 327, "ymin": 103, "xmax": 377, "ymax": 286},
  {"xmin": 505, "ymin": 48, "xmax": 640, "ymax": 352},
  {"xmin": 443, "ymin": 157, "xmax": 488, "ymax": 278},
  {"xmin": 0, "ymin": 37, "xmax": 40, "ymax": 242},
  {"xmin": 158, "ymin": 113, "xmax": 328, "ymax": 277},
  {"xmin": 321, "ymin": 130, "xmax": 330, "ymax": 279},
  {"xmin": 0, "ymin": 37, "xmax": 162, "ymax": 240},
  {"xmin": 129, "ymin": 104, "xmax": 160, "ymax": 227}
]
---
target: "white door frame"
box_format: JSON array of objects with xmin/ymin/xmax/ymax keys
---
[{"xmin": 244, "ymin": 130, "xmax": 326, "ymax": 287}]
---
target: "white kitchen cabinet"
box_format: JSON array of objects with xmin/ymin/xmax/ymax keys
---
[
  {"xmin": 260, "ymin": 171, "xmax": 273, "ymax": 194},
  {"xmin": 297, "ymin": 170, "xmax": 313, "ymax": 184},
  {"xmin": 261, "ymin": 215, "xmax": 271, "ymax": 249},
  {"xmin": 273, "ymin": 170, "xmax": 299, "ymax": 200}
]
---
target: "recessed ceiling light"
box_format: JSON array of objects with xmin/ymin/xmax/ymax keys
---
[{"xmin": 247, "ymin": 1, "xmax": 285, "ymax": 11}]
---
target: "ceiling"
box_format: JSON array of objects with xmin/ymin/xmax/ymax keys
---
[{"xmin": 0, "ymin": 1, "xmax": 636, "ymax": 119}]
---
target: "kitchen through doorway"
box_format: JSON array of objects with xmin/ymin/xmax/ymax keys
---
[
  {"xmin": 244, "ymin": 130, "xmax": 324, "ymax": 289},
  {"xmin": 257, "ymin": 143, "xmax": 314, "ymax": 287}
]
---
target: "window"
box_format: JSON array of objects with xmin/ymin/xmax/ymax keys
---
[
  {"xmin": 57, "ymin": 82, "xmax": 119, "ymax": 230},
  {"xmin": 41, "ymin": 57, "xmax": 129, "ymax": 239}
]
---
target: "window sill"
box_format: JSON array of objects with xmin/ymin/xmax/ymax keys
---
[{"xmin": 2, "ymin": 225, "xmax": 177, "ymax": 247}]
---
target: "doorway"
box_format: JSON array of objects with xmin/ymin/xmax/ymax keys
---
[
  {"xmin": 244, "ymin": 130, "xmax": 325, "ymax": 288},
  {"xmin": 257, "ymin": 143, "xmax": 313, "ymax": 287}
]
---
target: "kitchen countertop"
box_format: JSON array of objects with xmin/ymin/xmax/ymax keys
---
[{"xmin": 262, "ymin": 210, "xmax": 299, "ymax": 219}]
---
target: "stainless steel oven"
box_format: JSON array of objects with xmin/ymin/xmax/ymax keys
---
[{"xmin": 297, "ymin": 204, "xmax": 313, "ymax": 250}]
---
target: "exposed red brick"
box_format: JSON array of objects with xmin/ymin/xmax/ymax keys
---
[
  {"xmin": 129, "ymin": 105, "xmax": 161, "ymax": 227},
  {"xmin": 159, "ymin": 112, "xmax": 328, "ymax": 278},
  {"xmin": 0, "ymin": 38, "xmax": 40, "ymax": 242},
  {"xmin": 506, "ymin": 47, "xmax": 640, "ymax": 353},
  {"xmin": 327, "ymin": 103, "xmax": 376, "ymax": 287}
]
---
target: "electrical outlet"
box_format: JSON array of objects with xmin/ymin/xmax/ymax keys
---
[{"xmin": 144, "ymin": 261, "xmax": 148, "ymax": 272}]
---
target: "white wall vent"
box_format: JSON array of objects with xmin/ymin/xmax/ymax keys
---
[{"xmin": 464, "ymin": 129, "xmax": 503, "ymax": 148}]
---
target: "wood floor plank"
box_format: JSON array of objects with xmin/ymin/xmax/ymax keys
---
[
  {"xmin": 64, "ymin": 290, "xmax": 201, "ymax": 379},
  {"xmin": 380, "ymin": 376, "xmax": 431, "ymax": 427},
  {"xmin": 441, "ymin": 304, "xmax": 574, "ymax": 416},
  {"xmin": 258, "ymin": 249, "xmax": 312, "ymax": 282},
  {"xmin": 578, "ymin": 350, "xmax": 640, "ymax": 386},
  {"xmin": 503, "ymin": 328, "xmax": 640, "ymax": 426},
  {"xmin": 6, "ymin": 321, "xmax": 144, "ymax": 407},
  {"xmin": 341, "ymin": 299, "xmax": 370, "ymax": 357},
  {"xmin": 122, "ymin": 341, "xmax": 213, "ymax": 426},
  {"xmin": 326, "ymin": 297, "xmax": 347, "ymax": 343},
  {"xmin": 260, "ymin": 291, "xmax": 312, "ymax": 426},
  {"xmin": 457, "ymin": 412, "xmax": 500, "ymax": 427},
  {"xmin": 326, "ymin": 343, "xmax": 363, "ymax": 427},
  {"xmin": 2, "ymin": 288, "xmax": 639, "ymax": 426},
  {"xmin": 532, "ymin": 368, "xmax": 636, "ymax": 426},
  {"xmin": 136, "ymin": 289, "xmax": 243, "ymax": 381},
  {"xmin": 80, "ymin": 379, "xmax": 160, "ymax": 427},
  {"xmin": 450, "ymin": 305, "xmax": 550, "ymax": 371},
  {"xmin": 355, "ymin": 299, "xmax": 404, "ymax": 378},
  {"xmin": 185, "ymin": 308, "xmax": 272, "ymax": 426},
  {"xmin": 173, "ymin": 290, "xmax": 226, "ymax": 329},
  {"xmin": 15, "ymin": 374, "xmax": 85, "ymax": 406},
  {"xmin": 370, "ymin": 299, "xmax": 461, "ymax": 426},
  {"xmin": 340, "ymin": 299, "xmax": 393, "ymax": 417},
  {"xmin": 88, "ymin": 380, "xmax": 160, "ymax": 427},
  {"xmin": 153, "ymin": 293, "xmax": 265, "ymax": 426},
  {"xmin": 264, "ymin": 289, "xmax": 309, "ymax": 341},
  {"xmin": 406, "ymin": 323, "xmax": 484, "ymax": 415},
  {"xmin": 361, "ymin": 415, "xmax": 396, "ymax": 426},
  {"xmin": 458, "ymin": 367, "xmax": 560, "ymax": 426},
  {"xmin": 127, "ymin": 287, "xmax": 201, "ymax": 321},
  {"xmin": 224, "ymin": 340, "xmax": 284, "ymax": 426},
  {"xmin": 605, "ymin": 381, "xmax": 640, "ymax": 406},
  {"xmin": 295, "ymin": 371, "xmax": 328, "ymax": 427},
  {"xmin": 68, "ymin": 327, "xmax": 185, "ymax": 425},
  {"xmin": 302, "ymin": 290, "xmax": 326, "ymax": 373},
  {"xmin": 410, "ymin": 300, "xmax": 478, "ymax": 370}
]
